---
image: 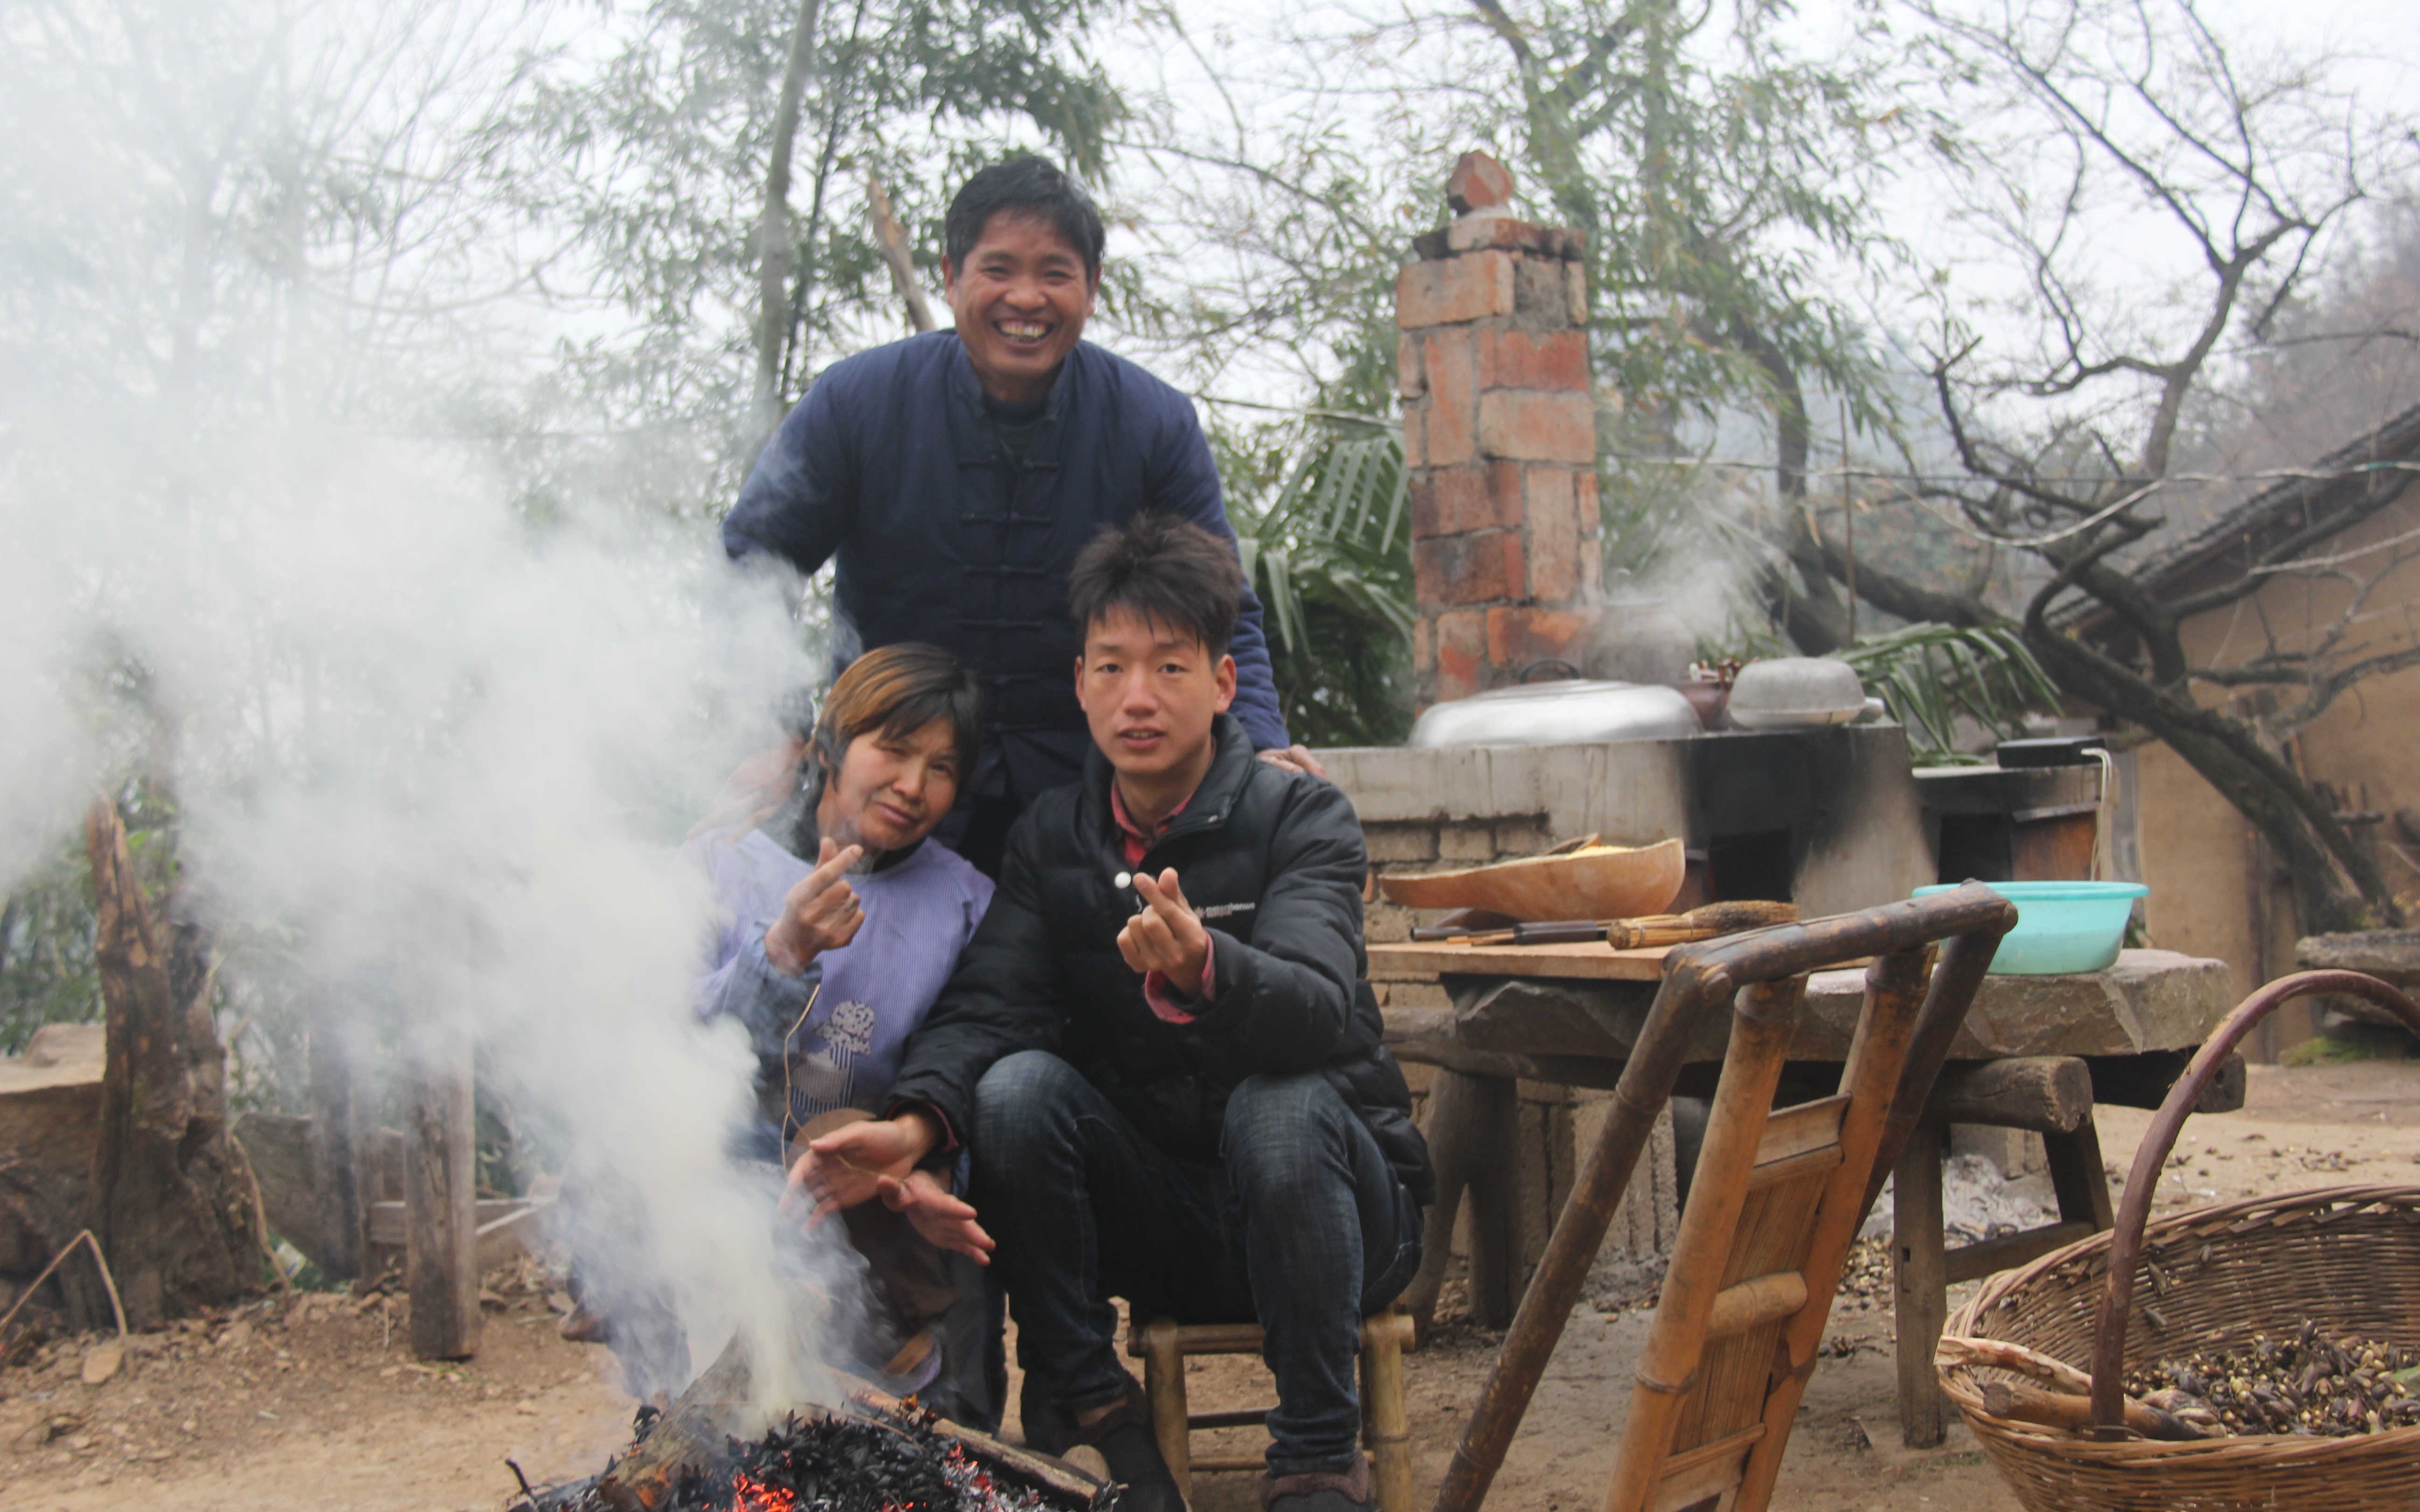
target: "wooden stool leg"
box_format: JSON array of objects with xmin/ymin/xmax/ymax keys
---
[
  {"xmin": 1139, "ymin": 1319, "xmax": 1192, "ymax": 1500},
  {"xmin": 1361, "ymin": 1313, "xmax": 1414, "ymax": 1512},
  {"xmin": 2044, "ymin": 1112, "xmax": 2115, "ymax": 1230},
  {"xmin": 1892, "ymin": 1120, "xmax": 1949, "ymax": 1449}
]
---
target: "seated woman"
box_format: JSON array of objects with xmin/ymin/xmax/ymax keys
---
[{"xmin": 584, "ymin": 642, "xmax": 997, "ymax": 1422}]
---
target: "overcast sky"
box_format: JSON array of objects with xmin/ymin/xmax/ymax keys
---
[{"xmin": 1102, "ymin": 0, "xmax": 2420, "ymax": 421}]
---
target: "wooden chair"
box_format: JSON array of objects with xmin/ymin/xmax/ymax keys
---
[
  {"xmin": 1124, "ymin": 1307, "xmax": 1417, "ymax": 1512},
  {"xmin": 1430, "ymin": 883, "xmax": 2018, "ymax": 1512}
]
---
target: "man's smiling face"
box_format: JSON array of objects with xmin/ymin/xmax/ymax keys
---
[{"xmin": 943, "ymin": 210, "xmax": 1097, "ymax": 406}]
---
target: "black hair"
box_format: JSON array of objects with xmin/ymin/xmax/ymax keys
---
[
  {"xmin": 1066, "ymin": 513, "xmax": 1244, "ymax": 660},
  {"xmin": 944, "ymin": 156, "xmax": 1106, "ymax": 280}
]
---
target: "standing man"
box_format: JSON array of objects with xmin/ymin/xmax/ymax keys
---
[{"xmin": 724, "ymin": 155, "xmax": 1313, "ymax": 875}]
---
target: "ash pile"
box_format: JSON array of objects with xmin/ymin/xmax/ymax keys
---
[{"xmin": 514, "ymin": 1395, "xmax": 1115, "ymax": 1512}]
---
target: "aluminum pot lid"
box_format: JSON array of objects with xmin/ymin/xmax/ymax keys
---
[{"xmin": 1726, "ymin": 656, "xmax": 1866, "ymax": 717}]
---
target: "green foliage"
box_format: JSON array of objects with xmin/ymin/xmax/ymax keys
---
[
  {"xmin": 1836, "ymin": 623, "xmax": 2061, "ymax": 762},
  {"xmin": 0, "ymin": 784, "xmax": 182, "ymax": 1057},
  {"xmin": 1486, "ymin": 0, "xmax": 1904, "ymax": 426},
  {"xmin": 1220, "ymin": 423, "xmax": 1416, "ymax": 748},
  {"xmin": 484, "ymin": 0, "xmax": 1128, "ymax": 515},
  {"xmin": 0, "ymin": 845, "xmax": 98, "ymax": 1057}
]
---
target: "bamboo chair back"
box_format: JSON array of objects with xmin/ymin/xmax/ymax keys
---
[{"xmin": 1430, "ymin": 883, "xmax": 2018, "ymax": 1512}]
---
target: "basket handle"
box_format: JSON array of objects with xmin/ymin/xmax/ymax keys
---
[{"xmin": 2086, "ymin": 968, "xmax": 2420, "ymax": 1437}]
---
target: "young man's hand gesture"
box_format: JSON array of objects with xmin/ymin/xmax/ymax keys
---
[{"xmin": 1117, "ymin": 868, "xmax": 1210, "ymax": 994}]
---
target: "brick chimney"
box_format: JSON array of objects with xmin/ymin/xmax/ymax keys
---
[{"xmin": 1397, "ymin": 151, "xmax": 1599, "ymax": 707}]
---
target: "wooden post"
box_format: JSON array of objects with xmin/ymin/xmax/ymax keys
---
[
  {"xmin": 1892, "ymin": 1119, "xmax": 1949, "ymax": 1448},
  {"xmin": 304, "ymin": 995, "xmax": 370, "ymax": 1280},
  {"xmin": 1137, "ymin": 1318, "xmax": 1192, "ymax": 1500},
  {"xmin": 405, "ymin": 1038, "xmax": 480, "ymax": 1360},
  {"xmin": 2043, "ymin": 1112, "xmax": 2116, "ymax": 1231},
  {"xmin": 1362, "ymin": 1312, "xmax": 1414, "ymax": 1512}
]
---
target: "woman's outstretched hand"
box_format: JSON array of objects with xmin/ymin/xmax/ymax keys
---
[
  {"xmin": 782, "ymin": 1107, "xmax": 940, "ymax": 1225},
  {"xmin": 873, "ymin": 1169, "xmax": 995, "ymax": 1264}
]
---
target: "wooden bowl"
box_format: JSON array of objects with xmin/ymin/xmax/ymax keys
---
[{"xmin": 1378, "ymin": 838, "xmax": 1685, "ymax": 922}]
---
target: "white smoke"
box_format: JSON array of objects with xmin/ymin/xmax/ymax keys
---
[{"xmin": 0, "ymin": 400, "xmax": 851, "ymax": 1410}]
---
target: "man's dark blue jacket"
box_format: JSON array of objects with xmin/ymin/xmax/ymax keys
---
[{"xmin": 723, "ymin": 331, "xmax": 1289, "ymax": 804}]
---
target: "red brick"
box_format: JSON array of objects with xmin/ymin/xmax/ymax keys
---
[
  {"xmin": 1401, "ymin": 407, "xmax": 1425, "ymax": 469},
  {"xmin": 1414, "ymin": 466, "xmax": 1522, "ymax": 539},
  {"xmin": 1412, "ymin": 618, "xmax": 1432, "ymax": 677},
  {"xmin": 1485, "ymin": 464, "xmax": 1534, "ymax": 532},
  {"xmin": 1432, "ymin": 609, "xmax": 1487, "ymax": 701},
  {"xmin": 1486, "ymin": 607, "xmax": 1592, "ymax": 671},
  {"xmin": 1525, "ymin": 468, "xmax": 1581, "ymax": 602},
  {"xmin": 1446, "ymin": 150, "xmax": 1515, "ymax": 213},
  {"xmin": 1565, "ymin": 260, "xmax": 1590, "ymax": 325},
  {"xmin": 1396, "ymin": 251, "xmax": 1514, "ymax": 329},
  {"xmin": 1477, "ymin": 390, "xmax": 1595, "ymax": 463},
  {"xmin": 1414, "ymin": 531, "xmax": 1524, "ymax": 607},
  {"xmin": 1476, "ymin": 329, "xmax": 1588, "ymax": 392},
  {"xmin": 1442, "ymin": 217, "xmax": 1580, "ymax": 260},
  {"xmin": 1397, "ymin": 334, "xmax": 1424, "ymax": 399},
  {"xmin": 1421, "ymin": 329, "xmax": 1476, "ymax": 467}
]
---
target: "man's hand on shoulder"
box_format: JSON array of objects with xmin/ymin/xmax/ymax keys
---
[
  {"xmin": 782, "ymin": 1106, "xmax": 943, "ymax": 1227},
  {"xmin": 1256, "ymin": 744, "xmax": 1328, "ymax": 779}
]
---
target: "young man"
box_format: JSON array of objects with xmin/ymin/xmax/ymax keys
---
[
  {"xmin": 720, "ymin": 156, "xmax": 1317, "ymax": 877},
  {"xmin": 794, "ymin": 516, "xmax": 1430, "ymax": 1512}
]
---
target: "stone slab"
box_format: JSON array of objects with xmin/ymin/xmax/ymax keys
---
[
  {"xmin": 2295, "ymin": 930, "xmax": 2420, "ymax": 987},
  {"xmin": 1389, "ymin": 948, "xmax": 2234, "ymax": 1066}
]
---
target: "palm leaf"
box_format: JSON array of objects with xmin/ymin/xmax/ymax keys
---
[
  {"xmin": 1226, "ymin": 425, "xmax": 1415, "ymax": 746},
  {"xmin": 1838, "ymin": 622, "xmax": 2060, "ymax": 759}
]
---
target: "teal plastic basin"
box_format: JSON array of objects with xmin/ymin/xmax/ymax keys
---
[{"xmin": 1912, "ymin": 880, "xmax": 2148, "ymax": 975}]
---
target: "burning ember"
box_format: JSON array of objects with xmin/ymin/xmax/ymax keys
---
[{"xmin": 514, "ymin": 1399, "xmax": 1113, "ymax": 1512}]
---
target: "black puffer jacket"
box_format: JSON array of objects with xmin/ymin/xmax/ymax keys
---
[{"xmin": 886, "ymin": 716, "xmax": 1433, "ymax": 1205}]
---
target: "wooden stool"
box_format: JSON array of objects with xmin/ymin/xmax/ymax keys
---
[{"xmin": 1124, "ymin": 1310, "xmax": 1415, "ymax": 1511}]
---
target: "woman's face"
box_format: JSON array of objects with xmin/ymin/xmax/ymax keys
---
[{"xmin": 815, "ymin": 716, "xmax": 964, "ymax": 854}]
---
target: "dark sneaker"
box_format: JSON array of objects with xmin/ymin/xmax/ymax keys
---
[
  {"xmin": 1066, "ymin": 1375, "xmax": 1183, "ymax": 1512},
  {"xmin": 1260, "ymin": 1456, "xmax": 1374, "ymax": 1512}
]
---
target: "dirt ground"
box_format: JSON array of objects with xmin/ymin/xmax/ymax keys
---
[{"xmin": 6, "ymin": 1059, "xmax": 2418, "ymax": 1512}]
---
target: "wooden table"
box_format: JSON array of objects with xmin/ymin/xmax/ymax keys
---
[{"xmin": 1373, "ymin": 942, "xmax": 2242, "ymax": 1447}]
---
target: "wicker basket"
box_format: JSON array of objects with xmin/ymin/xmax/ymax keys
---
[{"xmin": 1937, "ymin": 969, "xmax": 2420, "ymax": 1512}]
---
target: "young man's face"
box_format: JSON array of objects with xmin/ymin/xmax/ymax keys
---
[
  {"xmin": 1075, "ymin": 607, "xmax": 1236, "ymax": 785},
  {"xmin": 942, "ymin": 210, "xmax": 1097, "ymax": 406}
]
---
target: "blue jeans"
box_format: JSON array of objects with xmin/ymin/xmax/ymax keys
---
[{"xmin": 971, "ymin": 1049, "xmax": 1421, "ymax": 1474}]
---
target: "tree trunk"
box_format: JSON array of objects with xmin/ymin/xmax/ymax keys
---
[
  {"xmin": 83, "ymin": 798, "xmax": 261, "ymax": 1328},
  {"xmin": 1799, "ymin": 521, "xmax": 2400, "ymax": 932},
  {"xmin": 1731, "ymin": 321, "xmax": 1852, "ymax": 654},
  {"xmin": 2020, "ymin": 627, "xmax": 2394, "ymax": 934},
  {"xmin": 750, "ymin": 0, "xmax": 828, "ymax": 439},
  {"xmin": 867, "ymin": 171, "xmax": 936, "ymax": 333}
]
